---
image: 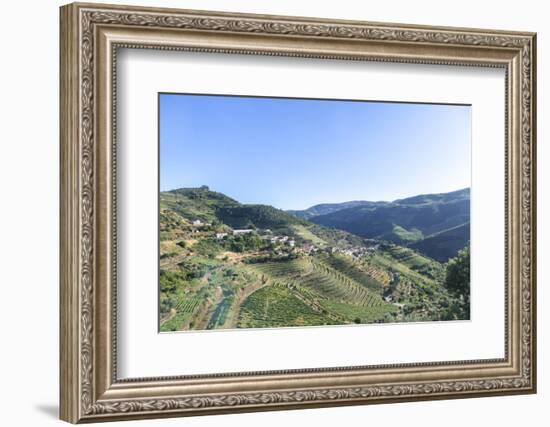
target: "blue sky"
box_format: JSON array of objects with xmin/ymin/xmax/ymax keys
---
[{"xmin": 160, "ymin": 93, "xmax": 471, "ymax": 210}]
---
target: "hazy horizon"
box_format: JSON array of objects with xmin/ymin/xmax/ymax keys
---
[{"xmin": 160, "ymin": 93, "xmax": 471, "ymax": 210}]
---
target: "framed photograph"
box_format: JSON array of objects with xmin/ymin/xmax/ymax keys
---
[{"xmin": 60, "ymin": 2, "xmax": 537, "ymax": 423}]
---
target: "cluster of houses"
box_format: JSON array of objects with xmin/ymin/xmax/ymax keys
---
[
  {"xmin": 189, "ymin": 218, "xmax": 380, "ymax": 259},
  {"xmin": 269, "ymin": 235, "xmax": 295, "ymax": 247},
  {"xmin": 331, "ymin": 244, "xmax": 379, "ymax": 260},
  {"xmin": 216, "ymin": 227, "xmax": 297, "ymax": 248},
  {"xmin": 189, "ymin": 219, "xmax": 210, "ymax": 234},
  {"xmin": 300, "ymin": 244, "xmax": 321, "ymax": 256}
]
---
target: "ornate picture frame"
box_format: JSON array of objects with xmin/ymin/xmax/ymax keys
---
[{"xmin": 60, "ymin": 2, "xmax": 536, "ymax": 423}]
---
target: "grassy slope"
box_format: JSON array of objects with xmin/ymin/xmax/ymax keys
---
[
  {"xmin": 367, "ymin": 248, "xmax": 441, "ymax": 285},
  {"xmin": 390, "ymin": 224, "xmax": 423, "ymax": 242},
  {"xmin": 216, "ymin": 204, "xmax": 307, "ymax": 230},
  {"xmin": 291, "ymin": 224, "xmax": 327, "ymax": 246},
  {"xmin": 161, "ymin": 187, "xmax": 238, "ymax": 223},
  {"xmin": 408, "ymin": 222, "xmax": 470, "ymax": 262}
]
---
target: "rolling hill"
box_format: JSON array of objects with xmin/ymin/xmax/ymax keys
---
[
  {"xmin": 161, "ymin": 186, "xmax": 238, "ymax": 224},
  {"xmin": 163, "ymin": 186, "xmax": 305, "ymax": 229},
  {"xmin": 216, "ymin": 204, "xmax": 307, "ymax": 230},
  {"xmin": 408, "ymin": 222, "xmax": 470, "ymax": 262},
  {"xmin": 159, "ymin": 186, "xmax": 468, "ymax": 332},
  {"xmin": 161, "ymin": 186, "xmax": 363, "ymax": 248},
  {"xmin": 289, "ymin": 188, "xmax": 470, "ymax": 261},
  {"xmin": 288, "ymin": 200, "xmax": 388, "ymax": 220}
]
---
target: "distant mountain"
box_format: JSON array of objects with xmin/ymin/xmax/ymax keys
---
[
  {"xmin": 289, "ymin": 188, "xmax": 470, "ymax": 261},
  {"xmin": 393, "ymin": 188, "xmax": 470, "ymax": 206},
  {"xmin": 408, "ymin": 223, "xmax": 470, "ymax": 262},
  {"xmin": 288, "ymin": 200, "xmax": 388, "ymax": 220}
]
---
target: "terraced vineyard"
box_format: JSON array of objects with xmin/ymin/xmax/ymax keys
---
[
  {"xmin": 363, "ymin": 265, "xmax": 392, "ymax": 285},
  {"xmin": 315, "ymin": 254, "xmax": 386, "ymax": 292},
  {"xmin": 158, "ymin": 186, "xmax": 469, "ymax": 331},
  {"xmin": 161, "ymin": 295, "xmax": 203, "ymax": 331},
  {"xmin": 241, "ymin": 257, "xmax": 397, "ymax": 326},
  {"xmin": 250, "ymin": 259, "xmax": 380, "ymax": 306},
  {"xmin": 384, "ymin": 245, "xmax": 436, "ymax": 272},
  {"xmin": 237, "ymin": 284, "xmax": 336, "ymax": 328},
  {"xmin": 175, "ymin": 297, "xmax": 201, "ymax": 313}
]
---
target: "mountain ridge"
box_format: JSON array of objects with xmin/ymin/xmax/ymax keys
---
[
  {"xmin": 288, "ymin": 188, "xmax": 470, "ymax": 261},
  {"xmin": 288, "ymin": 188, "xmax": 470, "ymax": 218}
]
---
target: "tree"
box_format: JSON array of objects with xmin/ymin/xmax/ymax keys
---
[{"xmin": 445, "ymin": 244, "xmax": 470, "ymax": 299}]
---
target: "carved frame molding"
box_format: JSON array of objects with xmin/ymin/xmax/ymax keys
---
[{"xmin": 60, "ymin": 2, "xmax": 536, "ymax": 423}]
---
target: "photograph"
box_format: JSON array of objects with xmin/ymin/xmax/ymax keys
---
[{"xmin": 158, "ymin": 93, "xmax": 472, "ymax": 332}]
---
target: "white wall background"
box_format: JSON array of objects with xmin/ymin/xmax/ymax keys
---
[{"xmin": 0, "ymin": 1, "xmax": 545, "ymax": 426}]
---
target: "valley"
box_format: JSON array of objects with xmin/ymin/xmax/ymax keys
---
[{"xmin": 159, "ymin": 186, "xmax": 470, "ymax": 332}]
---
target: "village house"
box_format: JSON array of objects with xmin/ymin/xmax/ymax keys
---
[
  {"xmin": 192, "ymin": 219, "xmax": 202, "ymax": 226},
  {"xmin": 302, "ymin": 244, "xmax": 314, "ymax": 255},
  {"xmin": 215, "ymin": 232, "xmax": 228, "ymax": 239},
  {"xmin": 301, "ymin": 244, "xmax": 320, "ymax": 256},
  {"xmin": 233, "ymin": 229, "xmax": 254, "ymax": 236}
]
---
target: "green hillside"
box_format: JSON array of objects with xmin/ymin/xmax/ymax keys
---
[
  {"xmin": 288, "ymin": 200, "xmax": 388, "ymax": 220},
  {"xmin": 408, "ymin": 223, "xmax": 470, "ymax": 262},
  {"xmin": 216, "ymin": 204, "xmax": 307, "ymax": 230},
  {"xmin": 159, "ymin": 186, "xmax": 470, "ymax": 332},
  {"xmin": 161, "ymin": 186, "xmax": 238, "ymax": 224},
  {"xmin": 393, "ymin": 188, "xmax": 470, "ymax": 206},
  {"xmin": 161, "ymin": 187, "xmax": 364, "ymax": 249},
  {"xmin": 297, "ymin": 188, "xmax": 470, "ymax": 261}
]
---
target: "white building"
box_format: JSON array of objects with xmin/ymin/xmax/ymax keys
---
[{"xmin": 233, "ymin": 229, "xmax": 254, "ymax": 236}]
